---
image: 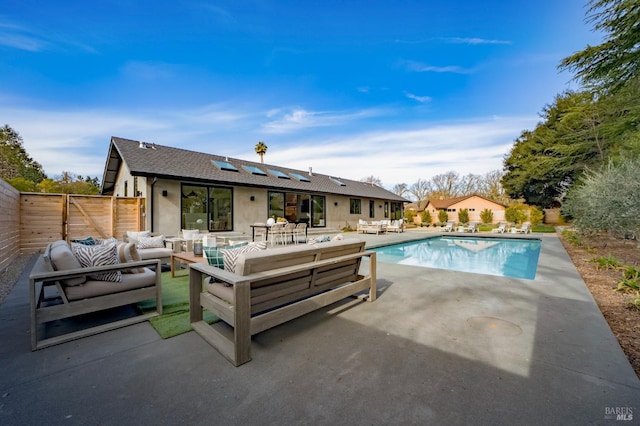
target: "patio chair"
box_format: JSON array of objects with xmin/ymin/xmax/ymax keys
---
[
  {"xmin": 252, "ymin": 223, "xmax": 268, "ymax": 242},
  {"xmin": 356, "ymin": 219, "xmax": 368, "ymax": 234},
  {"xmin": 515, "ymin": 222, "xmax": 532, "ymax": 234},
  {"xmin": 491, "ymin": 222, "xmax": 507, "ymax": 233},
  {"xmin": 464, "ymin": 222, "xmax": 479, "ymax": 233},
  {"xmin": 440, "ymin": 220, "xmax": 455, "ymax": 232},
  {"xmin": 282, "ymin": 222, "xmax": 297, "ymax": 244},
  {"xmin": 387, "ymin": 219, "xmax": 404, "ymax": 233},
  {"xmin": 268, "ymin": 222, "xmax": 285, "ymax": 246},
  {"xmin": 294, "ymin": 222, "xmax": 307, "ymax": 243}
]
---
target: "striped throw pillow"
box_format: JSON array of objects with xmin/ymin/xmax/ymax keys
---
[
  {"xmin": 203, "ymin": 242, "xmax": 248, "ymax": 269},
  {"xmin": 71, "ymin": 243, "xmax": 122, "ymax": 283},
  {"xmin": 221, "ymin": 241, "xmax": 268, "ymax": 273},
  {"xmin": 116, "ymin": 242, "xmax": 145, "ymax": 274}
]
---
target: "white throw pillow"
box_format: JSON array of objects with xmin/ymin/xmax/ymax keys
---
[
  {"xmin": 137, "ymin": 235, "xmax": 165, "ymax": 249},
  {"xmin": 127, "ymin": 231, "xmax": 151, "ymax": 245}
]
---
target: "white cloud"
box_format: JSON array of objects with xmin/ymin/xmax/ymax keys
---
[
  {"xmin": 443, "ymin": 37, "xmax": 511, "ymax": 45},
  {"xmin": 260, "ymin": 116, "xmax": 536, "ymax": 188},
  {"xmin": 404, "ymin": 60, "xmax": 471, "ymax": 74},
  {"xmin": 404, "ymin": 92, "xmax": 432, "ymax": 103},
  {"xmin": 261, "ymin": 107, "xmax": 385, "ymax": 134},
  {"xmin": 0, "ymin": 101, "xmax": 536, "ymax": 189},
  {"xmin": 0, "ymin": 21, "xmax": 47, "ymax": 51},
  {"xmin": 0, "ymin": 19, "xmax": 96, "ymax": 53}
]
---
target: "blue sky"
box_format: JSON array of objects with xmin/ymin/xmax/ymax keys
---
[{"xmin": 1, "ymin": 1, "xmax": 601, "ymax": 190}]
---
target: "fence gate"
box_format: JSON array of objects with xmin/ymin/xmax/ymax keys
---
[{"xmin": 19, "ymin": 193, "xmax": 144, "ymax": 254}]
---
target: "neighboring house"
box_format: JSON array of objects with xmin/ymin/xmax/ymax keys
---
[
  {"xmin": 100, "ymin": 137, "xmax": 408, "ymax": 237},
  {"xmin": 408, "ymin": 195, "xmax": 505, "ymax": 224}
]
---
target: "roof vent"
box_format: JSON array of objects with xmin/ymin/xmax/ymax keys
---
[
  {"xmin": 309, "ymin": 166, "xmax": 313, "ymax": 176},
  {"xmin": 138, "ymin": 141, "xmax": 147, "ymax": 149}
]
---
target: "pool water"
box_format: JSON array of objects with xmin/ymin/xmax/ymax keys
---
[{"xmin": 371, "ymin": 237, "xmax": 542, "ymax": 280}]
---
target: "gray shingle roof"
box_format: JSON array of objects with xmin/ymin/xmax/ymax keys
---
[{"xmin": 102, "ymin": 136, "xmax": 408, "ymax": 202}]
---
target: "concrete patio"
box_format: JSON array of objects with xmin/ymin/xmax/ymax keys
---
[{"xmin": 1, "ymin": 230, "xmax": 638, "ymax": 425}]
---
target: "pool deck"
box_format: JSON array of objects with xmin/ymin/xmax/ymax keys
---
[{"xmin": 1, "ymin": 229, "xmax": 638, "ymax": 425}]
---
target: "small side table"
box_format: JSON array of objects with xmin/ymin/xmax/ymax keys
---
[{"xmin": 165, "ymin": 237, "xmax": 185, "ymax": 253}]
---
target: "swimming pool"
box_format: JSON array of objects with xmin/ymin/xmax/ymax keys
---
[{"xmin": 371, "ymin": 236, "xmax": 542, "ymax": 280}]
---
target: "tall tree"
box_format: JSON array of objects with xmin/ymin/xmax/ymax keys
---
[
  {"xmin": 408, "ymin": 178, "xmax": 431, "ymax": 202},
  {"xmin": 255, "ymin": 141, "xmax": 268, "ymax": 163},
  {"xmin": 0, "ymin": 125, "xmax": 46, "ymax": 183},
  {"xmin": 391, "ymin": 183, "xmax": 408, "ymax": 198},
  {"xmin": 430, "ymin": 171, "xmax": 459, "ymax": 199},
  {"xmin": 502, "ymin": 91, "xmax": 604, "ymax": 207},
  {"xmin": 559, "ymin": 0, "xmax": 640, "ymax": 94},
  {"xmin": 503, "ymin": 83, "xmax": 640, "ymax": 207}
]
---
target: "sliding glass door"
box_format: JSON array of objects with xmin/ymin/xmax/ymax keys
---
[
  {"xmin": 182, "ymin": 184, "xmax": 232, "ymax": 231},
  {"xmin": 268, "ymin": 191, "xmax": 323, "ymax": 227}
]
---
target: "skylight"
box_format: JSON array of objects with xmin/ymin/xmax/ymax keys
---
[
  {"xmin": 268, "ymin": 169, "xmax": 290, "ymax": 179},
  {"xmin": 242, "ymin": 165, "xmax": 267, "ymax": 176},
  {"xmin": 212, "ymin": 160, "xmax": 238, "ymax": 172},
  {"xmin": 290, "ymin": 173, "xmax": 310, "ymax": 182},
  {"xmin": 330, "ymin": 177, "xmax": 346, "ymax": 186}
]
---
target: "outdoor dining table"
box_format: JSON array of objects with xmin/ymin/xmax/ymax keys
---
[{"xmin": 250, "ymin": 222, "xmax": 308, "ymax": 243}]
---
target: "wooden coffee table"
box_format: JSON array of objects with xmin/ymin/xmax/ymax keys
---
[{"xmin": 171, "ymin": 251, "xmax": 207, "ymax": 278}]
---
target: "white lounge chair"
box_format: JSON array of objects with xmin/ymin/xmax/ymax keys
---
[
  {"xmin": 515, "ymin": 222, "xmax": 531, "ymax": 234},
  {"xmin": 440, "ymin": 220, "xmax": 455, "ymax": 232},
  {"xmin": 463, "ymin": 222, "xmax": 479, "ymax": 233},
  {"xmin": 491, "ymin": 222, "xmax": 507, "ymax": 233},
  {"xmin": 387, "ymin": 219, "xmax": 404, "ymax": 233}
]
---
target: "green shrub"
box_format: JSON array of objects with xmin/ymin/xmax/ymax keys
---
[
  {"xmin": 438, "ymin": 210, "xmax": 448, "ymax": 223},
  {"xmin": 505, "ymin": 204, "xmax": 528, "ymax": 224},
  {"xmin": 589, "ymin": 255, "xmax": 621, "ymax": 270},
  {"xmin": 405, "ymin": 210, "xmax": 416, "ymax": 223},
  {"xmin": 561, "ymin": 229, "xmax": 582, "ymax": 246},
  {"xmin": 480, "ymin": 209, "xmax": 493, "ymax": 224},
  {"xmin": 529, "ymin": 207, "xmax": 544, "ymax": 226},
  {"xmin": 421, "ymin": 210, "xmax": 431, "ymax": 225},
  {"xmin": 562, "ymin": 158, "xmax": 640, "ymax": 240},
  {"xmin": 617, "ymin": 266, "xmax": 640, "ymax": 292},
  {"xmin": 458, "ymin": 208, "xmax": 469, "ymax": 224}
]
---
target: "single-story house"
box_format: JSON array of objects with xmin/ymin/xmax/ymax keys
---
[
  {"xmin": 100, "ymin": 137, "xmax": 408, "ymax": 237},
  {"xmin": 406, "ymin": 195, "xmax": 505, "ymax": 224}
]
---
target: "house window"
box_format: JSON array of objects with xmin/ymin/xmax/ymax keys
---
[
  {"xmin": 369, "ymin": 200, "xmax": 375, "ymax": 218},
  {"xmin": 269, "ymin": 191, "xmax": 316, "ymax": 226},
  {"xmin": 384, "ymin": 202, "xmax": 389, "ymax": 218},
  {"xmin": 124, "ymin": 181, "xmax": 128, "ymax": 197},
  {"xmin": 268, "ymin": 192, "xmax": 285, "ymax": 220},
  {"xmin": 311, "ymin": 195, "xmax": 326, "ymax": 227},
  {"xmin": 182, "ymin": 184, "xmax": 232, "ymax": 231},
  {"xmin": 350, "ymin": 199, "xmax": 361, "ymax": 214}
]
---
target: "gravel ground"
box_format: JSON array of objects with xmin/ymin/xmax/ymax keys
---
[{"xmin": 0, "ymin": 254, "xmax": 32, "ymax": 305}]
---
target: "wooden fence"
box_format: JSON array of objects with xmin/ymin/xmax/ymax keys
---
[
  {"xmin": 0, "ymin": 182, "xmax": 145, "ymax": 273},
  {"xmin": 19, "ymin": 193, "xmax": 145, "ymax": 254},
  {"xmin": 0, "ymin": 180, "xmax": 21, "ymax": 272}
]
